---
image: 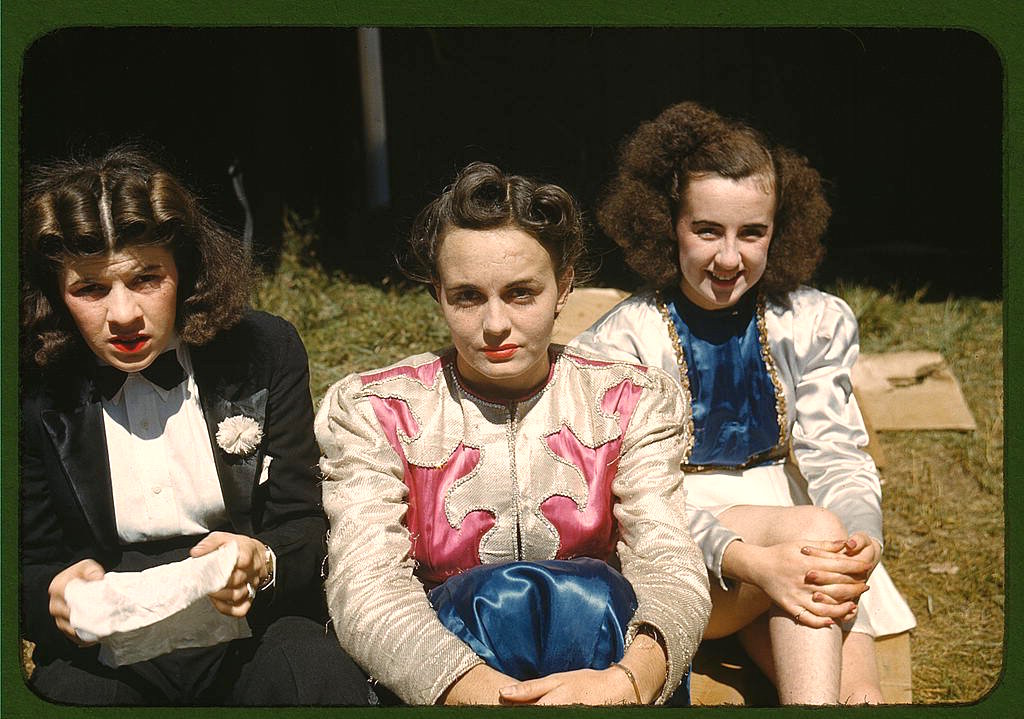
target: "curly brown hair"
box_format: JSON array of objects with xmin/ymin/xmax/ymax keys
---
[
  {"xmin": 598, "ymin": 101, "xmax": 831, "ymax": 299},
  {"xmin": 21, "ymin": 144, "xmax": 257, "ymax": 369},
  {"xmin": 401, "ymin": 161, "xmax": 588, "ymax": 288}
]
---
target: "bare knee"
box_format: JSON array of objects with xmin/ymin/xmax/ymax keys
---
[{"xmin": 789, "ymin": 506, "xmax": 847, "ymax": 542}]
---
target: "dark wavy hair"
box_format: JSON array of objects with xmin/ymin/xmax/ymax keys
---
[
  {"xmin": 21, "ymin": 144, "xmax": 256, "ymax": 369},
  {"xmin": 401, "ymin": 161, "xmax": 588, "ymax": 289},
  {"xmin": 598, "ymin": 101, "xmax": 831, "ymax": 300}
]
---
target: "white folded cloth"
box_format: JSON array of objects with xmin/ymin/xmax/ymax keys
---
[{"xmin": 65, "ymin": 542, "xmax": 252, "ymax": 667}]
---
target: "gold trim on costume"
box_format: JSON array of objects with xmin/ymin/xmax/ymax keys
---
[
  {"xmin": 756, "ymin": 294, "xmax": 789, "ymax": 448},
  {"xmin": 655, "ymin": 290, "xmax": 695, "ymax": 464}
]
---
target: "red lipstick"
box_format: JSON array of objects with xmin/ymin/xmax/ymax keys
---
[
  {"xmin": 110, "ymin": 335, "xmax": 149, "ymax": 353},
  {"xmin": 483, "ymin": 344, "xmax": 519, "ymax": 361}
]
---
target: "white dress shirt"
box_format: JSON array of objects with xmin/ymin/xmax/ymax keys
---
[{"xmin": 101, "ymin": 339, "xmax": 229, "ymax": 544}]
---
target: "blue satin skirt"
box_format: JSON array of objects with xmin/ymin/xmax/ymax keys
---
[{"xmin": 428, "ymin": 558, "xmax": 636, "ymax": 681}]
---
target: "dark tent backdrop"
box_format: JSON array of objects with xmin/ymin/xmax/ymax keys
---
[{"xmin": 20, "ymin": 27, "xmax": 1002, "ymax": 297}]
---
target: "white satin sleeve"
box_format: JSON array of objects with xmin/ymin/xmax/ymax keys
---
[
  {"xmin": 687, "ymin": 506, "xmax": 744, "ymax": 590},
  {"xmin": 315, "ymin": 374, "xmax": 482, "ymax": 705},
  {"xmin": 569, "ymin": 291, "xmax": 680, "ymax": 374},
  {"xmin": 612, "ymin": 368, "xmax": 711, "ymax": 703},
  {"xmin": 782, "ymin": 291, "xmax": 884, "ymax": 545}
]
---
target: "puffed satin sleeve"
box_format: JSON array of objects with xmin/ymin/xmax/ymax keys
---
[
  {"xmin": 315, "ymin": 375, "xmax": 482, "ymax": 705},
  {"xmin": 783, "ymin": 291, "xmax": 883, "ymax": 545},
  {"xmin": 571, "ymin": 292, "xmax": 680, "ymax": 374},
  {"xmin": 612, "ymin": 368, "xmax": 712, "ymax": 704}
]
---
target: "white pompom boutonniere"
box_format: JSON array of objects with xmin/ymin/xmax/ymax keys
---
[{"xmin": 216, "ymin": 415, "xmax": 264, "ymax": 456}]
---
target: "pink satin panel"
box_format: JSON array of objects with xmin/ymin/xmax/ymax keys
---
[
  {"xmin": 405, "ymin": 445, "xmax": 494, "ymax": 583},
  {"xmin": 360, "ymin": 357, "xmax": 444, "ymax": 388},
  {"xmin": 367, "ymin": 395, "xmax": 494, "ymax": 584},
  {"xmin": 541, "ymin": 379, "xmax": 645, "ymax": 559},
  {"xmin": 601, "ymin": 379, "xmax": 645, "ymax": 435},
  {"xmin": 565, "ymin": 353, "xmax": 618, "ymax": 368}
]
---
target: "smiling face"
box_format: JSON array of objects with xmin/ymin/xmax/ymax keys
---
[
  {"xmin": 675, "ymin": 173, "xmax": 775, "ymax": 310},
  {"xmin": 434, "ymin": 225, "xmax": 572, "ymax": 400},
  {"xmin": 59, "ymin": 244, "xmax": 179, "ymax": 372}
]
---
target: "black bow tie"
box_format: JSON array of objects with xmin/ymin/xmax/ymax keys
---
[{"xmin": 96, "ymin": 350, "xmax": 186, "ymax": 400}]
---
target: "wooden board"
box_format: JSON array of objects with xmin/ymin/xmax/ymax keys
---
[{"xmin": 689, "ymin": 631, "xmax": 913, "ymax": 705}]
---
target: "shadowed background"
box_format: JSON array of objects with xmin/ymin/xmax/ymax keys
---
[{"xmin": 21, "ymin": 27, "xmax": 1001, "ymax": 298}]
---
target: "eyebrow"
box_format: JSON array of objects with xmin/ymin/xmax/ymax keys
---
[
  {"xmin": 68, "ymin": 262, "xmax": 166, "ymax": 283},
  {"xmin": 504, "ymin": 278, "xmax": 544, "ymax": 289},
  {"xmin": 444, "ymin": 277, "xmax": 544, "ymax": 292},
  {"xmin": 690, "ymin": 220, "xmax": 771, "ymax": 230}
]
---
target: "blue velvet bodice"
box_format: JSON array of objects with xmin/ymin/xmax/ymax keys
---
[{"xmin": 664, "ymin": 289, "xmax": 781, "ymax": 467}]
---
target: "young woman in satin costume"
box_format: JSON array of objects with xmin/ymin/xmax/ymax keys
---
[
  {"xmin": 315, "ymin": 162, "xmax": 711, "ymax": 705},
  {"xmin": 572, "ymin": 102, "xmax": 915, "ymax": 704}
]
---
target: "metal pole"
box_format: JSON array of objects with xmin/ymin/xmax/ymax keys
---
[{"xmin": 357, "ymin": 27, "xmax": 390, "ymax": 209}]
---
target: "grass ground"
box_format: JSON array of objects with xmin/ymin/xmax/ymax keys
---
[
  {"xmin": 254, "ymin": 216, "xmax": 451, "ymax": 399},
  {"xmin": 835, "ymin": 284, "xmax": 1004, "ymax": 702},
  {"xmin": 256, "ymin": 222, "xmax": 1005, "ymax": 704}
]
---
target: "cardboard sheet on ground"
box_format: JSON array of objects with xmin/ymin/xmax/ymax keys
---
[
  {"xmin": 852, "ymin": 351, "xmax": 976, "ymax": 431},
  {"xmin": 554, "ymin": 289, "xmax": 975, "ymax": 432},
  {"xmin": 64, "ymin": 542, "xmax": 251, "ymax": 667},
  {"xmin": 552, "ymin": 287, "xmax": 629, "ymax": 345}
]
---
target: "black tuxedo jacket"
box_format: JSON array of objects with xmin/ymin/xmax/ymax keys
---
[{"xmin": 21, "ymin": 311, "xmax": 328, "ymax": 661}]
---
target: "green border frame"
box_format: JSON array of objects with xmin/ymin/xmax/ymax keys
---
[{"xmin": 3, "ymin": 1, "xmax": 1019, "ymax": 717}]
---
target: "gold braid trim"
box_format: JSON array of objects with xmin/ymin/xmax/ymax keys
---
[
  {"xmin": 655, "ymin": 290, "xmax": 695, "ymax": 465},
  {"xmin": 756, "ymin": 293, "xmax": 789, "ymax": 448}
]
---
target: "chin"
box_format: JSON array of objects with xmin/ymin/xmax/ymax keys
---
[
  {"xmin": 472, "ymin": 363, "xmax": 530, "ymax": 394},
  {"xmin": 480, "ymin": 364, "xmax": 520, "ymax": 384},
  {"xmin": 106, "ymin": 346, "xmax": 163, "ymax": 372},
  {"xmin": 109, "ymin": 356, "xmax": 154, "ymax": 372},
  {"xmin": 709, "ymin": 286, "xmax": 749, "ymax": 307}
]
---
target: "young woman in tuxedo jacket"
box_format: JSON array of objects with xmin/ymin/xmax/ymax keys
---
[{"xmin": 19, "ymin": 145, "xmax": 368, "ymax": 706}]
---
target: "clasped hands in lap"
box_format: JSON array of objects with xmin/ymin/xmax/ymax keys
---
[
  {"xmin": 731, "ymin": 531, "xmax": 881, "ymax": 629},
  {"xmin": 47, "ymin": 531, "xmax": 271, "ymax": 645},
  {"xmin": 442, "ymin": 632, "xmax": 666, "ymax": 706},
  {"xmin": 445, "ymin": 665, "xmax": 635, "ymax": 706}
]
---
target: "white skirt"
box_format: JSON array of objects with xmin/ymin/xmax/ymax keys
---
[{"xmin": 685, "ymin": 460, "xmax": 917, "ymax": 638}]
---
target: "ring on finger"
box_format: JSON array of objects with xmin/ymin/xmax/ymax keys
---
[
  {"xmin": 794, "ymin": 608, "xmax": 806, "ymax": 623},
  {"xmin": 246, "ymin": 583, "xmax": 256, "ymax": 601}
]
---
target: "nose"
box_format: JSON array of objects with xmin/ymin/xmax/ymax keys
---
[
  {"xmin": 715, "ymin": 237, "xmax": 741, "ymax": 270},
  {"xmin": 106, "ymin": 284, "xmax": 144, "ymax": 329},
  {"xmin": 482, "ymin": 298, "xmax": 512, "ymax": 340}
]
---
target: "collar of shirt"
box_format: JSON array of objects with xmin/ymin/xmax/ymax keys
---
[{"xmin": 103, "ymin": 336, "xmax": 186, "ymax": 405}]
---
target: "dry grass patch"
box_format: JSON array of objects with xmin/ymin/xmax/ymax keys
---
[
  {"xmin": 255, "ymin": 215, "xmax": 450, "ymax": 400},
  {"xmin": 833, "ymin": 282, "xmax": 1004, "ymax": 702}
]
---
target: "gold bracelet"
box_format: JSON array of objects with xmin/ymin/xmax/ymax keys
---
[
  {"xmin": 257, "ymin": 546, "xmax": 276, "ymax": 591},
  {"xmin": 613, "ymin": 662, "xmax": 643, "ymax": 704}
]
